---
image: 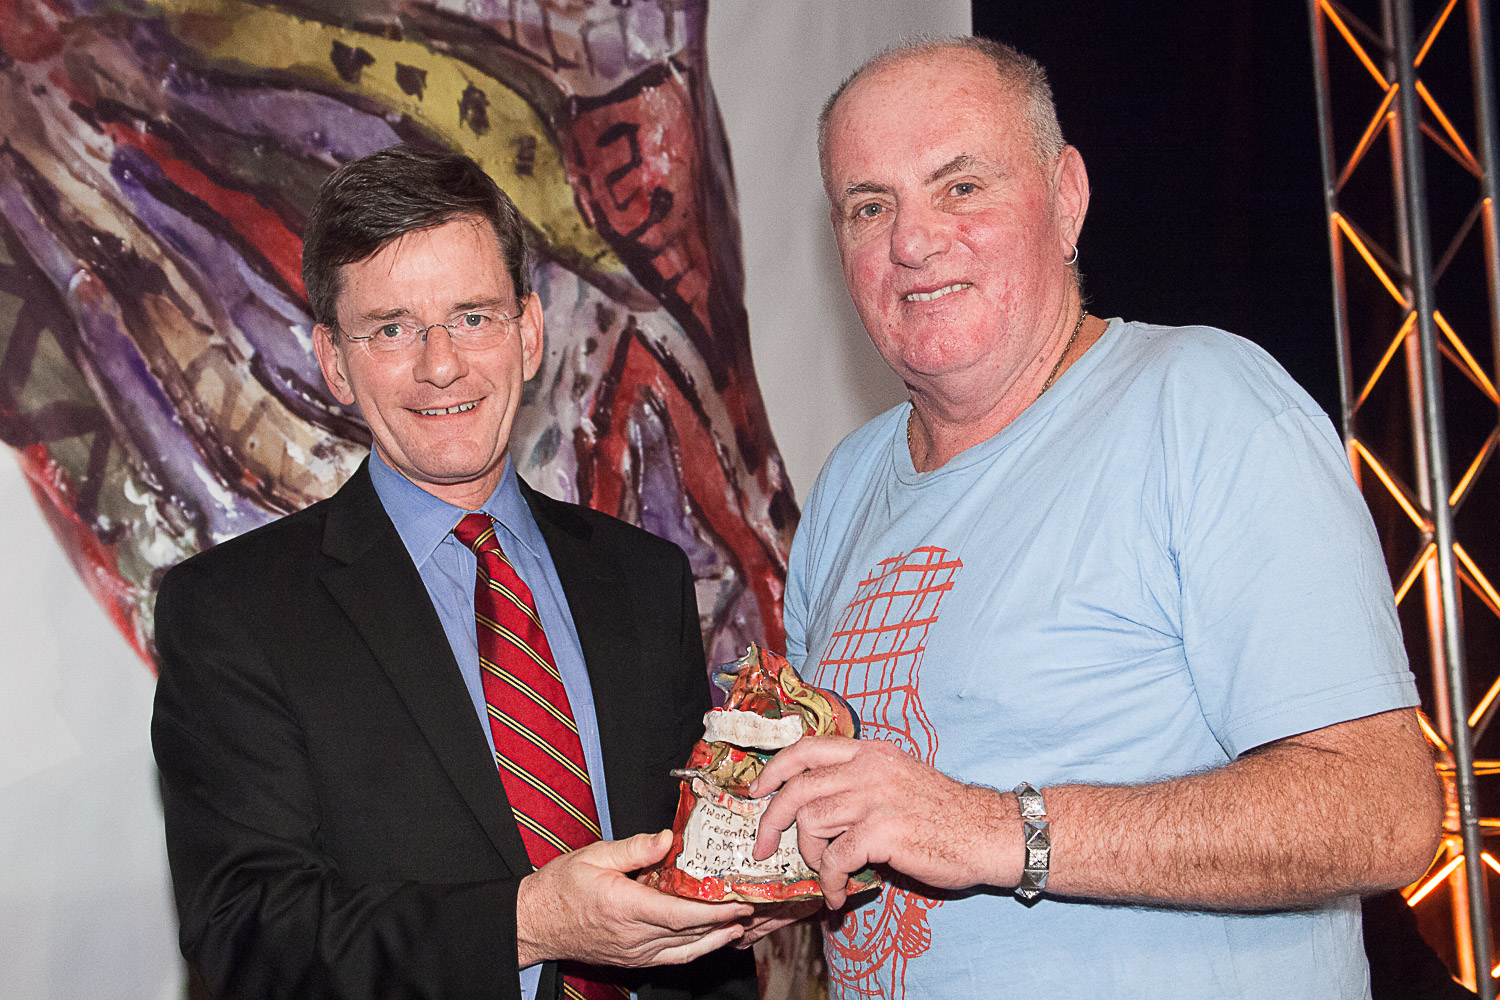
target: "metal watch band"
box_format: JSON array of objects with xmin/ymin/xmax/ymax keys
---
[{"xmin": 1013, "ymin": 782, "xmax": 1050, "ymax": 902}]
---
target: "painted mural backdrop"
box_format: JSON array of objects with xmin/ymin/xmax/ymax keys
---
[
  {"xmin": 0, "ymin": 0, "xmax": 810, "ymax": 992},
  {"xmin": 0, "ymin": 0, "xmax": 797, "ymax": 665}
]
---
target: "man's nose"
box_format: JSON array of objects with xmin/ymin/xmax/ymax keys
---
[
  {"xmin": 412, "ymin": 323, "xmax": 468, "ymax": 385},
  {"xmin": 889, "ymin": 203, "xmax": 952, "ymax": 268}
]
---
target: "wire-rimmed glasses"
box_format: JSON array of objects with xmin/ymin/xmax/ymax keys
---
[{"xmin": 337, "ymin": 308, "xmax": 525, "ymax": 355}]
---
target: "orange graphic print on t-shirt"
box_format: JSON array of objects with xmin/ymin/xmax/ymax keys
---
[{"xmin": 811, "ymin": 546, "xmax": 961, "ymax": 1000}]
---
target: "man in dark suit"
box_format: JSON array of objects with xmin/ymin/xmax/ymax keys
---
[{"xmin": 151, "ymin": 145, "xmax": 757, "ymax": 1000}]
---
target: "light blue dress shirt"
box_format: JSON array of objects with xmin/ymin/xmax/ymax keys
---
[{"xmin": 368, "ymin": 450, "xmax": 614, "ymax": 998}]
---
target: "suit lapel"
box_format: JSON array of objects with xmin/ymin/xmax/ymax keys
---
[
  {"xmin": 318, "ymin": 463, "xmax": 532, "ymax": 873},
  {"xmin": 519, "ymin": 480, "xmax": 654, "ymax": 831}
]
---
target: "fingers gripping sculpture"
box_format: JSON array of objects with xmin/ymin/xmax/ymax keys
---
[{"xmin": 644, "ymin": 643, "xmax": 879, "ymax": 904}]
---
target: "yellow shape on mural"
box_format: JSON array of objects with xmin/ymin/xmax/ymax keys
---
[{"xmin": 145, "ymin": 0, "xmax": 619, "ymax": 272}]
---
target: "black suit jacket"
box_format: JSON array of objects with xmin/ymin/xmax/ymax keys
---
[{"xmin": 151, "ymin": 461, "xmax": 754, "ymax": 1000}]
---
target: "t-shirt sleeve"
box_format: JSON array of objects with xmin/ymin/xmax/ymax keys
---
[
  {"xmin": 1176, "ymin": 406, "xmax": 1419, "ymax": 759},
  {"xmin": 783, "ymin": 483, "xmax": 817, "ymax": 670}
]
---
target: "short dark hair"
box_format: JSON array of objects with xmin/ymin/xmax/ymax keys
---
[
  {"xmin": 301, "ymin": 144, "xmax": 531, "ymax": 329},
  {"xmin": 818, "ymin": 36, "xmax": 1065, "ymax": 182}
]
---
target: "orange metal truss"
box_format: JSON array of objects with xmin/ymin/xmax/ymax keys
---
[{"xmin": 1310, "ymin": 0, "xmax": 1500, "ymax": 993}]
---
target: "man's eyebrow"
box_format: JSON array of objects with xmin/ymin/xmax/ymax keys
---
[
  {"xmin": 354, "ymin": 297, "xmax": 511, "ymax": 323},
  {"xmin": 356, "ymin": 306, "xmax": 412, "ymax": 323},
  {"xmin": 836, "ymin": 157, "xmax": 991, "ymax": 207},
  {"xmin": 926, "ymin": 154, "xmax": 984, "ymax": 185},
  {"xmin": 838, "ymin": 180, "xmax": 891, "ymax": 206},
  {"xmin": 451, "ymin": 296, "xmax": 511, "ymax": 312}
]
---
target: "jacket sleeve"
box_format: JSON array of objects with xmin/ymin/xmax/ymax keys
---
[{"xmin": 152, "ymin": 560, "xmax": 527, "ymax": 1000}]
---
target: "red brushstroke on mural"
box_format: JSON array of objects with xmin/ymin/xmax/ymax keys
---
[
  {"xmin": 587, "ymin": 330, "xmax": 785, "ymax": 651},
  {"xmin": 102, "ymin": 123, "xmax": 307, "ymax": 300}
]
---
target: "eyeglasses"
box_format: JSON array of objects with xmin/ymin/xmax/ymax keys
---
[{"xmin": 338, "ymin": 309, "xmax": 524, "ymax": 355}]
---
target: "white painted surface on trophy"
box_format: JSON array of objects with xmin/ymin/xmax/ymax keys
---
[
  {"xmin": 679, "ymin": 777, "xmax": 814, "ymax": 883},
  {"xmin": 702, "ymin": 707, "xmax": 806, "ymax": 750}
]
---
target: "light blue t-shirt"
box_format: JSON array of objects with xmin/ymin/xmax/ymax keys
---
[{"xmin": 785, "ymin": 319, "xmax": 1418, "ymax": 999}]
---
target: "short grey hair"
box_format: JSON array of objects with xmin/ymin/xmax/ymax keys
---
[{"xmin": 817, "ymin": 36, "xmax": 1066, "ymax": 182}]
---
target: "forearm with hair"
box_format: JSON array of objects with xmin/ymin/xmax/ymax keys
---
[{"xmin": 1000, "ymin": 709, "xmax": 1443, "ymax": 909}]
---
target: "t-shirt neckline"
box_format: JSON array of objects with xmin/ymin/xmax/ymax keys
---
[{"xmin": 893, "ymin": 316, "xmax": 1126, "ymax": 485}]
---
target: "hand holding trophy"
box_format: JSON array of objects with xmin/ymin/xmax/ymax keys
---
[{"xmin": 642, "ymin": 644, "xmax": 882, "ymax": 904}]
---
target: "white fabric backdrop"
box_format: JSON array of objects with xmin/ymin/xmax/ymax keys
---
[
  {"xmin": 712, "ymin": 2, "xmax": 971, "ymax": 499},
  {"xmin": 0, "ymin": 456, "xmax": 182, "ymax": 1000},
  {"xmin": 0, "ymin": 3, "xmax": 967, "ymax": 996}
]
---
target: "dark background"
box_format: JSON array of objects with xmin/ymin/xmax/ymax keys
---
[
  {"xmin": 973, "ymin": 3, "xmax": 1338, "ymax": 412},
  {"xmin": 972, "ymin": 3, "xmax": 1497, "ymax": 992}
]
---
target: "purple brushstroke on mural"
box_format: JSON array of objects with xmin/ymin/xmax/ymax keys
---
[
  {"xmin": 109, "ymin": 144, "xmax": 350, "ymax": 443},
  {"xmin": 166, "ymin": 73, "xmax": 404, "ymax": 165},
  {"xmin": 0, "ymin": 170, "xmax": 265, "ymax": 545}
]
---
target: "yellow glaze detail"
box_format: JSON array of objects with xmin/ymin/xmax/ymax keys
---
[{"xmin": 147, "ymin": 0, "xmax": 620, "ymax": 270}]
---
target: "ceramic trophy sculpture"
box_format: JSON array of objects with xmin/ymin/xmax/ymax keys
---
[{"xmin": 644, "ymin": 644, "xmax": 882, "ymax": 903}]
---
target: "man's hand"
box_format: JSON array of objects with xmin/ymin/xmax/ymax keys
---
[
  {"xmin": 750, "ymin": 710, "xmax": 1442, "ymax": 913},
  {"xmin": 516, "ymin": 831, "xmax": 753, "ymax": 968},
  {"xmin": 748, "ymin": 737, "xmax": 1015, "ymax": 908}
]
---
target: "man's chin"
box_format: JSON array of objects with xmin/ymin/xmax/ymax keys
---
[
  {"xmin": 386, "ymin": 450, "xmax": 510, "ymax": 494},
  {"xmin": 892, "ymin": 348, "xmax": 988, "ymax": 384}
]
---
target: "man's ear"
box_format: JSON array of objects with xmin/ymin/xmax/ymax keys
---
[
  {"xmin": 1052, "ymin": 145, "xmax": 1091, "ymax": 250},
  {"xmin": 518, "ymin": 292, "xmax": 544, "ymax": 382},
  {"xmin": 312, "ymin": 324, "xmax": 357, "ymax": 406}
]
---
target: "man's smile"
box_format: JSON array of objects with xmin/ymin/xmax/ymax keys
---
[
  {"xmin": 413, "ymin": 400, "xmax": 480, "ymax": 416},
  {"xmin": 903, "ymin": 282, "xmax": 973, "ymax": 303}
]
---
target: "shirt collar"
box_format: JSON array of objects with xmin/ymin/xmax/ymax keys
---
[{"xmin": 367, "ymin": 449, "xmax": 546, "ymax": 567}]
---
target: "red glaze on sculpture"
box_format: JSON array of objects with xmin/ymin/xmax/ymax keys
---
[{"xmin": 643, "ymin": 644, "xmax": 880, "ymax": 903}]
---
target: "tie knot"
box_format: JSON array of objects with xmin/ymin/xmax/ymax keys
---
[{"xmin": 452, "ymin": 512, "xmax": 497, "ymax": 554}]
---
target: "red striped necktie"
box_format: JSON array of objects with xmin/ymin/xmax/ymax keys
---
[{"xmin": 452, "ymin": 513, "xmax": 627, "ymax": 1000}]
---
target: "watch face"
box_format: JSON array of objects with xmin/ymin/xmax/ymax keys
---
[{"xmin": 0, "ymin": 1, "xmax": 794, "ymax": 670}]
